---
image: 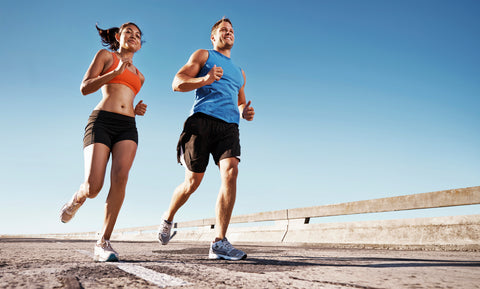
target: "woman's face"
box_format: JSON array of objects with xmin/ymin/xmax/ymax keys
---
[{"xmin": 117, "ymin": 24, "xmax": 142, "ymax": 52}]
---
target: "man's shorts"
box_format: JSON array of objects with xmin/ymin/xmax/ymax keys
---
[
  {"xmin": 176, "ymin": 112, "xmax": 241, "ymax": 173},
  {"xmin": 83, "ymin": 110, "xmax": 138, "ymax": 150}
]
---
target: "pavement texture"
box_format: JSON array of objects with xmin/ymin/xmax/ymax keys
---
[{"xmin": 0, "ymin": 238, "xmax": 479, "ymax": 289}]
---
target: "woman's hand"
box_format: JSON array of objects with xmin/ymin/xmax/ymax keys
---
[
  {"xmin": 135, "ymin": 100, "xmax": 147, "ymax": 116},
  {"xmin": 114, "ymin": 57, "xmax": 132, "ymax": 75}
]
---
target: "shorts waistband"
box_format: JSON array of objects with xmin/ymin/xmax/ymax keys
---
[
  {"xmin": 192, "ymin": 112, "xmax": 238, "ymax": 126},
  {"xmin": 91, "ymin": 110, "xmax": 136, "ymax": 122}
]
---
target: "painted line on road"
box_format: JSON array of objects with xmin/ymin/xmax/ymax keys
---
[{"xmin": 75, "ymin": 250, "xmax": 191, "ymax": 288}]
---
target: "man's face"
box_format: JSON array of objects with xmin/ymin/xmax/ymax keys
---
[{"xmin": 211, "ymin": 21, "xmax": 234, "ymax": 49}]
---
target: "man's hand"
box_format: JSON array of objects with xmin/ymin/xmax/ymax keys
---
[
  {"xmin": 205, "ymin": 65, "xmax": 223, "ymax": 85},
  {"xmin": 135, "ymin": 100, "xmax": 147, "ymax": 116},
  {"xmin": 242, "ymin": 100, "xmax": 255, "ymax": 121}
]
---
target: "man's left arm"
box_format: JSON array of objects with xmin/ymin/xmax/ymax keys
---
[{"xmin": 238, "ymin": 70, "xmax": 255, "ymax": 121}]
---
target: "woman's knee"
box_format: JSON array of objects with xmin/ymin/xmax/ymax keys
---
[
  {"xmin": 80, "ymin": 181, "xmax": 102, "ymax": 198},
  {"xmin": 110, "ymin": 167, "xmax": 130, "ymax": 188}
]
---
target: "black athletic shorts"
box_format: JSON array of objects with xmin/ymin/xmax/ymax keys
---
[
  {"xmin": 176, "ymin": 112, "xmax": 241, "ymax": 173},
  {"xmin": 83, "ymin": 110, "xmax": 138, "ymax": 149}
]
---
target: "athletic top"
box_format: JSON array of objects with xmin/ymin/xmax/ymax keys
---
[
  {"xmin": 191, "ymin": 49, "xmax": 244, "ymax": 124},
  {"xmin": 103, "ymin": 52, "xmax": 142, "ymax": 95}
]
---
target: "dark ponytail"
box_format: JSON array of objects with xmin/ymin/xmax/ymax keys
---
[{"xmin": 96, "ymin": 22, "xmax": 143, "ymax": 51}]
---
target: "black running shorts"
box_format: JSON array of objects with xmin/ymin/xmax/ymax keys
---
[
  {"xmin": 83, "ymin": 110, "xmax": 138, "ymax": 149},
  {"xmin": 176, "ymin": 113, "xmax": 241, "ymax": 173}
]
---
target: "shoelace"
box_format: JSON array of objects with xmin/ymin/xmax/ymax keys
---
[
  {"xmin": 220, "ymin": 239, "xmax": 235, "ymax": 253},
  {"xmin": 65, "ymin": 202, "xmax": 80, "ymax": 215},
  {"xmin": 161, "ymin": 221, "xmax": 172, "ymax": 234},
  {"xmin": 99, "ymin": 240, "xmax": 118, "ymax": 255}
]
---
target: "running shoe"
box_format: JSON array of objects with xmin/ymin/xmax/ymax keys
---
[
  {"xmin": 60, "ymin": 195, "xmax": 83, "ymax": 223},
  {"xmin": 94, "ymin": 239, "xmax": 119, "ymax": 262},
  {"xmin": 158, "ymin": 219, "xmax": 173, "ymax": 245},
  {"xmin": 209, "ymin": 238, "xmax": 247, "ymax": 260}
]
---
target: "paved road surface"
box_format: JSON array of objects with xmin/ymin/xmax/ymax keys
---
[{"xmin": 1, "ymin": 238, "xmax": 479, "ymax": 288}]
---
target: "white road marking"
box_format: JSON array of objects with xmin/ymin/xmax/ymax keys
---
[
  {"xmin": 75, "ymin": 250, "xmax": 191, "ymax": 288},
  {"xmin": 117, "ymin": 263, "xmax": 190, "ymax": 288}
]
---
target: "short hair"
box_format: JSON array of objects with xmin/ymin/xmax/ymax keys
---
[{"xmin": 211, "ymin": 17, "xmax": 232, "ymax": 36}]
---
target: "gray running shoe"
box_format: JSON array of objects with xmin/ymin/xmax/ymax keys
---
[
  {"xmin": 60, "ymin": 195, "xmax": 83, "ymax": 223},
  {"xmin": 209, "ymin": 238, "xmax": 247, "ymax": 260},
  {"xmin": 94, "ymin": 240, "xmax": 119, "ymax": 262},
  {"xmin": 158, "ymin": 219, "xmax": 173, "ymax": 245}
]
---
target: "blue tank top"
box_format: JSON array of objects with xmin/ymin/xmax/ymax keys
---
[{"xmin": 191, "ymin": 50, "xmax": 244, "ymax": 124}]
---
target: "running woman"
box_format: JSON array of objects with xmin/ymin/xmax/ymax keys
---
[
  {"xmin": 60, "ymin": 22, "xmax": 147, "ymax": 262},
  {"xmin": 158, "ymin": 17, "xmax": 255, "ymax": 260}
]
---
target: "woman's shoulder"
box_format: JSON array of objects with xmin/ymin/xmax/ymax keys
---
[
  {"xmin": 90, "ymin": 49, "xmax": 116, "ymax": 75},
  {"xmin": 95, "ymin": 49, "xmax": 114, "ymax": 59}
]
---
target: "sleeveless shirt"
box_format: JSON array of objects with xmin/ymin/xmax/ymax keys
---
[{"xmin": 191, "ymin": 50, "xmax": 244, "ymax": 124}]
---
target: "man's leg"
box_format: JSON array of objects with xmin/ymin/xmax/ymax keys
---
[
  {"xmin": 215, "ymin": 157, "xmax": 239, "ymax": 241},
  {"xmin": 159, "ymin": 168, "xmax": 204, "ymax": 245},
  {"xmin": 209, "ymin": 157, "xmax": 246, "ymax": 260},
  {"xmin": 165, "ymin": 168, "xmax": 204, "ymax": 222}
]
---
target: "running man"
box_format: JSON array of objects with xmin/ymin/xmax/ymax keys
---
[{"xmin": 158, "ymin": 17, "xmax": 255, "ymax": 260}]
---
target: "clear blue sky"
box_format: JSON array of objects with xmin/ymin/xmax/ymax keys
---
[{"xmin": 1, "ymin": 0, "xmax": 479, "ymax": 235}]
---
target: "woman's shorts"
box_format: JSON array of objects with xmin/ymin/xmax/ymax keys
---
[
  {"xmin": 83, "ymin": 110, "xmax": 138, "ymax": 149},
  {"xmin": 176, "ymin": 112, "xmax": 241, "ymax": 173}
]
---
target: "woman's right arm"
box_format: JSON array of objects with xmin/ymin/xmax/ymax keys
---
[{"xmin": 80, "ymin": 49, "xmax": 128, "ymax": 95}]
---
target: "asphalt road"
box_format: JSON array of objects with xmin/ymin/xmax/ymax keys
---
[{"xmin": 1, "ymin": 238, "xmax": 479, "ymax": 288}]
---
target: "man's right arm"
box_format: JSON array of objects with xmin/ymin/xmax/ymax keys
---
[{"xmin": 172, "ymin": 49, "xmax": 223, "ymax": 92}]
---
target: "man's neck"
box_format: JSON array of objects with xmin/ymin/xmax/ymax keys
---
[{"xmin": 214, "ymin": 47, "xmax": 231, "ymax": 58}]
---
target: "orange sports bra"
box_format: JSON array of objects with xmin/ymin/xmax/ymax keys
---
[{"xmin": 103, "ymin": 52, "xmax": 142, "ymax": 95}]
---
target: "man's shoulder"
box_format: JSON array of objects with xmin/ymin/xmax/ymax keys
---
[
  {"xmin": 192, "ymin": 49, "xmax": 210, "ymax": 57},
  {"xmin": 189, "ymin": 49, "xmax": 210, "ymax": 65}
]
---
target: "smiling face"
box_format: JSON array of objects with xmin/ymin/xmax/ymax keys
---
[
  {"xmin": 211, "ymin": 21, "xmax": 234, "ymax": 50},
  {"xmin": 116, "ymin": 24, "xmax": 142, "ymax": 52}
]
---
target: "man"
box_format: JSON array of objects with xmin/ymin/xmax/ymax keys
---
[{"xmin": 158, "ymin": 18, "xmax": 255, "ymax": 261}]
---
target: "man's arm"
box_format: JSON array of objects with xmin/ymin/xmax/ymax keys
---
[
  {"xmin": 172, "ymin": 49, "xmax": 223, "ymax": 92},
  {"xmin": 237, "ymin": 70, "xmax": 255, "ymax": 121}
]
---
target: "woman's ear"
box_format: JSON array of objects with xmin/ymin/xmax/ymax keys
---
[{"xmin": 115, "ymin": 32, "xmax": 120, "ymax": 42}]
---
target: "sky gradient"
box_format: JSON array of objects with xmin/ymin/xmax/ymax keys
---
[{"xmin": 1, "ymin": 0, "xmax": 479, "ymax": 235}]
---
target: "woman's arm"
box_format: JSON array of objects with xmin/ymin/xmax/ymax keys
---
[{"xmin": 80, "ymin": 49, "xmax": 130, "ymax": 95}]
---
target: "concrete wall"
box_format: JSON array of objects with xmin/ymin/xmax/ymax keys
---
[
  {"xmin": 10, "ymin": 186, "xmax": 480, "ymax": 250},
  {"xmin": 167, "ymin": 214, "xmax": 480, "ymax": 250}
]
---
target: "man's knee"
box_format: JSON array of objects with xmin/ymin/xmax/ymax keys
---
[
  {"xmin": 184, "ymin": 178, "xmax": 201, "ymax": 194},
  {"xmin": 220, "ymin": 158, "xmax": 239, "ymax": 181},
  {"xmin": 183, "ymin": 171, "xmax": 204, "ymax": 194}
]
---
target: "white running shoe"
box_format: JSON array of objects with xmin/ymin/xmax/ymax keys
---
[
  {"xmin": 94, "ymin": 239, "xmax": 119, "ymax": 262},
  {"xmin": 209, "ymin": 238, "xmax": 247, "ymax": 261},
  {"xmin": 60, "ymin": 195, "xmax": 83, "ymax": 223},
  {"xmin": 158, "ymin": 219, "xmax": 173, "ymax": 245}
]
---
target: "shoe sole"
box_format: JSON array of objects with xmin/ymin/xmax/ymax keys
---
[
  {"xmin": 208, "ymin": 253, "xmax": 247, "ymax": 261},
  {"xmin": 158, "ymin": 234, "xmax": 170, "ymax": 245},
  {"xmin": 158, "ymin": 231, "xmax": 176, "ymax": 245},
  {"xmin": 94, "ymin": 253, "xmax": 119, "ymax": 262}
]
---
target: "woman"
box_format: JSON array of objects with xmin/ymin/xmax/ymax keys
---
[{"xmin": 60, "ymin": 22, "xmax": 147, "ymax": 262}]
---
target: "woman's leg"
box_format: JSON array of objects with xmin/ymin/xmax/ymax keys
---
[
  {"xmin": 60, "ymin": 143, "xmax": 110, "ymax": 223},
  {"xmin": 99, "ymin": 140, "xmax": 137, "ymax": 241},
  {"xmin": 78, "ymin": 143, "xmax": 111, "ymax": 201}
]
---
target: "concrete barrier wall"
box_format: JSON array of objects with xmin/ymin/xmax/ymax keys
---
[{"xmin": 11, "ymin": 186, "xmax": 480, "ymax": 250}]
